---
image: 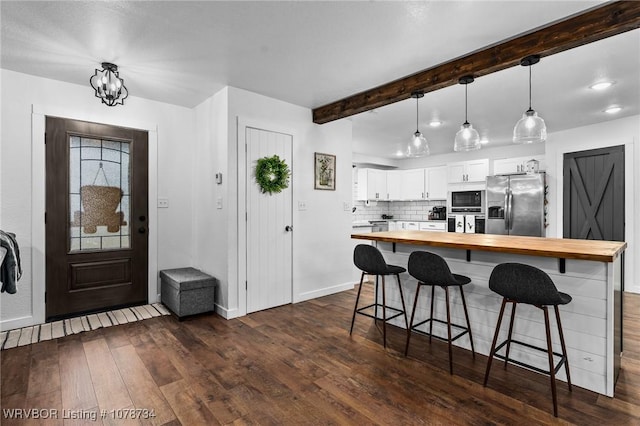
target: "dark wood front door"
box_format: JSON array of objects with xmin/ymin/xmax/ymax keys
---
[
  {"xmin": 45, "ymin": 117, "xmax": 148, "ymax": 320},
  {"xmin": 563, "ymin": 145, "xmax": 624, "ymax": 241}
]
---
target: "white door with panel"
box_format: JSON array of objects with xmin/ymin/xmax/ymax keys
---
[{"xmin": 246, "ymin": 126, "xmax": 293, "ymax": 313}]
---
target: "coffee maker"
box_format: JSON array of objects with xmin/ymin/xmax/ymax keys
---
[{"xmin": 432, "ymin": 206, "xmax": 447, "ymax": 220}]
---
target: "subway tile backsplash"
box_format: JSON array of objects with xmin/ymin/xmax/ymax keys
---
[{"xmin": 352, "ymin": 200, "xmax": 446, "ymax": 222}]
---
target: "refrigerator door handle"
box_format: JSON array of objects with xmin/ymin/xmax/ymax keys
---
[
  {"xmin": 508, "ymin": 189, "xmax": 514, "ymax": 231},
  {"xmin": 504, "ymin": 191, "xmax": 510, "ymax": 230}
]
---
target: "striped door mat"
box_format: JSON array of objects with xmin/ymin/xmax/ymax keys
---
[{"xmin": 0, "ymin": 303, "xmax": 170, "ymax": 350}]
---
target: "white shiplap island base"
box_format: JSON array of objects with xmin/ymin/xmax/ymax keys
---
[{"xmin": 351, "ymin": 231, "xmax": 627, "ymax": 397}]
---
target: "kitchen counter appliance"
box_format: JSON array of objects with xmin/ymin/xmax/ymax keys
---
[
  {"xmin": 451, "ymin": 190, "xmax": 484, "ymax": 213},
  {"xmin": 431, "ymin": 206, "xmax": 447, "ymax": 220},
  {"xmin": 369, "ymin": 220, "xmax": 389, "ymax": 232},
  {"xmin": 486, "ymin": 173, "xmax": 545, "ymax": 237}
]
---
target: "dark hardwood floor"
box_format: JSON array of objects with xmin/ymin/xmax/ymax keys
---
[{"xmin": 3, "ymin": 285, "xmax": 640, "ymax": 425}]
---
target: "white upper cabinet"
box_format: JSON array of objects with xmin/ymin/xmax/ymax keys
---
[
  {"xmin": 386, "ymin": 170, "xmax": 403, "ymax": 200},
  {"xmin": 401, "ymin": 169, "xmax": 425, "ymax": 200},
  {"xmin": 447, "ymin": 159, "xmax": 489, "ymax": 183},
  {"xmin": 493, "ymin": 155, "xmax": 546, "ymax": 175},
  {"xmin": 357, "ymin": 168, "xmax": 387, "ymax": 200},
  {"xmin": 425, "ymin": 166, "xmax": 447, "ymax": 200}
]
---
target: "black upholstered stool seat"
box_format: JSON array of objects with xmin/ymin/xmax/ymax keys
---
[
  {"xmin": 404, "ymin": 251, "xmax": 475, "ymax": 375},
  {"xmin": 350, "ymin": 244, "xmax": 408, "ymax": 348},
  {"xmin": 484, "ymin": 262, "xmax": 572, "ymax": 417}
]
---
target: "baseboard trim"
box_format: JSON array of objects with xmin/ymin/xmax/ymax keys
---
[
  {"xmin": 294, "ymin": 282, "xmax": 356, "ymax": 303},
  {"xmin": 215, "ymin": 304, "xmax": 238, "ymax": 319},
  {"xmin": 0, "ymin": 315, "xmax": 35, "ymax": 332}
]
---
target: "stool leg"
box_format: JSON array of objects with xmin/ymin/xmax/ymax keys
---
[
  {"xmin": 504, "ymin": 301, "xmax": 517, "ymax": 370},
  {"xmin": 444, "ymin": 286, "xmax": 453, "ymax": 375},
  {"xmin": 429, "ymin": 285, "xmax": 436, "ymax": 343},
  {"xmin": 484, "ymin": 298, "xmax": 508, "ymax": 386},
  {"xmin": 459, "ymin": 286, "xmax": 475, "ymax": 358},
  {"xmin": 396, "ymin": 273, "xmax": 409, "ymax": 330},
  {"xmin": 543, "ymin": 306, "xmax": 559, "ymax": 417},
  {"xmin": 405, "ymin": 283, "xmax": 421, "ymax": 356},
  {"xmin": 381, "ymin": 275, "xmax": 387, "ymax": 348},
  {"xmin": 555, "ymin": 305, "xmax": 572, "ymax": 391},
  {"xmin": 374, "ymin": 275, "xmax": 379, "ymax": 321},
  {"xmin": 350, "ymin": 272, "xmax": 366, "ymax": 335}
]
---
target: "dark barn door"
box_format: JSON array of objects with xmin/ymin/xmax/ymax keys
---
[
  {"xmin": 563, "ymin": 145, "xmax": 624, "ymax": 241},
  {"xmin": 45, "ymin": 117, "xmax": 148, "ymax": 320}
]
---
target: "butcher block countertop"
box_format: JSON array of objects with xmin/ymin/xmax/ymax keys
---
[{"xmin": 351, "ymin": 231, "xmax": 627, "ymax": 263}]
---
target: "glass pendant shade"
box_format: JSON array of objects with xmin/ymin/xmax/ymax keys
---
[
  {"xmin": 454, "ymin": 122, "xmax": 481, "ymax": 152},
  {"xmin": 513, "ymin": 55, "xmax": 546, "ymax": 144},
  {"xmin": 407, "ymin": 130, "xmax": 430, "ymax": 157},
  {"xmin": 406, "ymin": 91, "xmax": 430, "ymax": 157},
  {"xmin": 513, "ymin": 108, "xmax": 547, "ymax": 144},
  {"xmin": 90, "ymin": 62, "xmax": 128, "ymax": 107},
  {"xmin": 453, "ymin": 76, "xmax": 481, "ymax": 152}
]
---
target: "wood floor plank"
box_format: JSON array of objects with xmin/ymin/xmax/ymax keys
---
[
  {"xmin": 83, "ymin": 338, "xmax": 133, "ymax": 411},
  {"xmin": 1, "ymin": 345, "xmax": 31, "ymax": 397},
  {"xmin": 58, "ymin": 338, "xmax": 98, "ymax": 411},
  {"xmin": 26, "ymin": 340, "xmax": 60, "ymax": 398},
  {"xmin": 111, "ymin": 344, "xmax": 177, "ymax": 426},
  {"xmin": 159, "ymin": 379, "xmax": 217, "ymax": 425}
]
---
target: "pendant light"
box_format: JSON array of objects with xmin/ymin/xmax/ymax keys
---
[
  {"xmin": 406, "ymin": 90, "xmax": 430, "ymax": 157},
  {"xmin": 513, "ymin": 55, "xmax": 547, "ymax": 144},
  {"xmin": 453, "ymin": 76, "xmax": 481, "ymax": 152}
]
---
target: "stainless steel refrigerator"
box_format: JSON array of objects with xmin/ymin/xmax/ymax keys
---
[{"xmin": 486, "ymin": 173, "xmax": 545, "ymax": 237}]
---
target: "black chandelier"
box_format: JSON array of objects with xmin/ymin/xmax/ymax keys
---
[{"xmin": 89, "ymin": 62, "xmax": 128, "ymax": 107}]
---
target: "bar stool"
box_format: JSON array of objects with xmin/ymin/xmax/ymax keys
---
[
  {"xmin": 350, "ymin": 244, "xmax": 408, "ymax": 348},
  {"xmin": 404, "ymin": 251, "xmax": 475, "ymax": 374},
  {"xmin": 483, "ymin": 263, "xmax": 572, "ymax": 417}
]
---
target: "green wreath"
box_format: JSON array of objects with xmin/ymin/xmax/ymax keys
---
[{"xmin": 255, "ymin": 155, "xmax": 291, "ymax": 194}]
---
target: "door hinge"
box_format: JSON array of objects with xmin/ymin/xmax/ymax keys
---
[
  {"xmin": 44, "ymin": 292, "xmax": 47, "ymax": 303},
  {"xmin": 245, "ymin": 212, "xmax": 248, "ymax": 221},
  {"xmin": 44, "ymin": 212, "xmax": 47, "ymax": 223},
  {"xmin": 44, "ymin": 133, "xmax": 47, "ymax": 144},
  {"xmin": 245, "ymin": 281, "xmax": 248, "ymax": 290}
]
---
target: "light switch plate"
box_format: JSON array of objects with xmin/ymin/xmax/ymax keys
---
[
  {"xmin": 298, "ymin": 201, "xmax": 307, "ymax": 211},
  {"xmin": 343, "ymin": 202, "xmax": 351, "ymax": 211},
  {"xmin": 158, "ymin": 198, "xmax": 169, "ymax": 208},
  {"xmin": 216, "ymin": 197, "xmax": 223, "ymax": 209}
]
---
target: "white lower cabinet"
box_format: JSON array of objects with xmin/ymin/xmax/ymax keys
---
[{"xmin": 419, "ymin": 222, "xmax": 447, "ymax": 232}]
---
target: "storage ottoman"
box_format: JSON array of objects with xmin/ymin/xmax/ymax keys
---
[{"xmin": 160, "ymin": 267, "xmax": 216, "ymax": 318}]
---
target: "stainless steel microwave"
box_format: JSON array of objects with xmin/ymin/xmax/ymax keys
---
[{"xmin": 450, "ymin": 190, "xmax": 484, "ymax": 213}]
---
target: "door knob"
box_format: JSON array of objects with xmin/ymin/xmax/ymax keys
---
[
  {"xmin": 285, "ymin": 226, "xmax": 293, "ymax": 232},
  {"xmin": 138, "ymin": 227, "xmax": 146, "ymax": 234}
]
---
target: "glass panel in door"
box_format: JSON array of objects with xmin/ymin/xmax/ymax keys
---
[{"xmin": 69, "ymin": 136, "xmax": 130, "ymax": 251}]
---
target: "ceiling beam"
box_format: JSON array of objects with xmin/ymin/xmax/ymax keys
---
[{"xmin": 312, "ymin": 1, "xmax": 640, "ymax": 124}]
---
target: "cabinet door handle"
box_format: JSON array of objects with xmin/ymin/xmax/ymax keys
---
[
  {"xmin": 422, "ymin": 192, "xmax": 424, "ymax": 199},
  {"xmin": 426, "ymin": 192, "xmax": 429, "ymax": 198}
]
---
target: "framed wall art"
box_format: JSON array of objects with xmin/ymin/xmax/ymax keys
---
[{"xmin": 314, "ymin": 152, "xmax": 336, "ymax": 190}]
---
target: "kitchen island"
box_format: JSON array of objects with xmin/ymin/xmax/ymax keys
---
[{"xmin": 351, "ymin": 230, "xmax": 627, "ymax": 397}]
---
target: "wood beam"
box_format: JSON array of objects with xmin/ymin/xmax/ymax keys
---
[{"xmin": 312, "ymin": 1, "xmax": 640, "ymax": 124}]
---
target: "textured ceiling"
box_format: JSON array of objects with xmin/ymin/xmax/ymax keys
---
[{"xmin": 2, "ymin": 1, "xmax": 638, "ymax": 158}]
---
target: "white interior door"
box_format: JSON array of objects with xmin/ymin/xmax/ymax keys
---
[{"xmin": 246, "ymin": 126, "xmax": 293, "ymax": 313}]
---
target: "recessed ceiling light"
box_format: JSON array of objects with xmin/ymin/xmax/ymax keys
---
[
  {"xmin": 604, "ymin": 106, "xmax": 622, "ymax": 114},
  {"xmin": 589, "ymin": 81, "xmax": 614, "ymax": 91},
  {"xmin": 429, "ymin": 120, "xmax": 442, "ymax": 127},
  {"xmin": 480, "ymin": 138, "xmax": 489, "ymax": 144},
  {"xmin": 395, "ymin": 150, "xmax": 404, "ymax": 157}
]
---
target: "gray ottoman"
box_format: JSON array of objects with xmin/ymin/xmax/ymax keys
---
[{"xmin": 160, "ymin": 267, "xmax": 216, "ymax": 319}]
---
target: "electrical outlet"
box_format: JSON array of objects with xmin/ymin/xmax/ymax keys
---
[
  {"xmin": 298, "ymin": 201, "xmax": 307, "ymax": 211},
  {"xmin": 343, "ymin": 202, "xmax": 351, "ymax": 211},
  {"xmin": 158, "ymin": 198, "xmax": 169, "ymax": 208},
  {"xmin": 216, "ymin": 197, "xmax": 223, "ymax": 209}
]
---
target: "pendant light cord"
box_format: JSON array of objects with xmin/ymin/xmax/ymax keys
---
[
  {"xmin": 415, "ymin": 96, "xmax": 419, "ymax": 133},
  {"xmin": 464, "ymin": 83, "xmax": 469, "ymax": 124},
  {"xmin": 528, "ymin": 65, "xmax": 532, "ymax": 110}
]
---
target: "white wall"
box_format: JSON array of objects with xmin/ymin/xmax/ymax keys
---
[
  {"xmin": 193, "ymin": 86, "xmax": 354, "ymax": 318},
  {"xmin": 546, "ymin": 115, "xmax": 639, "ymax": 292},
  {"xmin": 0, "ymin": 69, "xmax": 195, "ymax": 330}
]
